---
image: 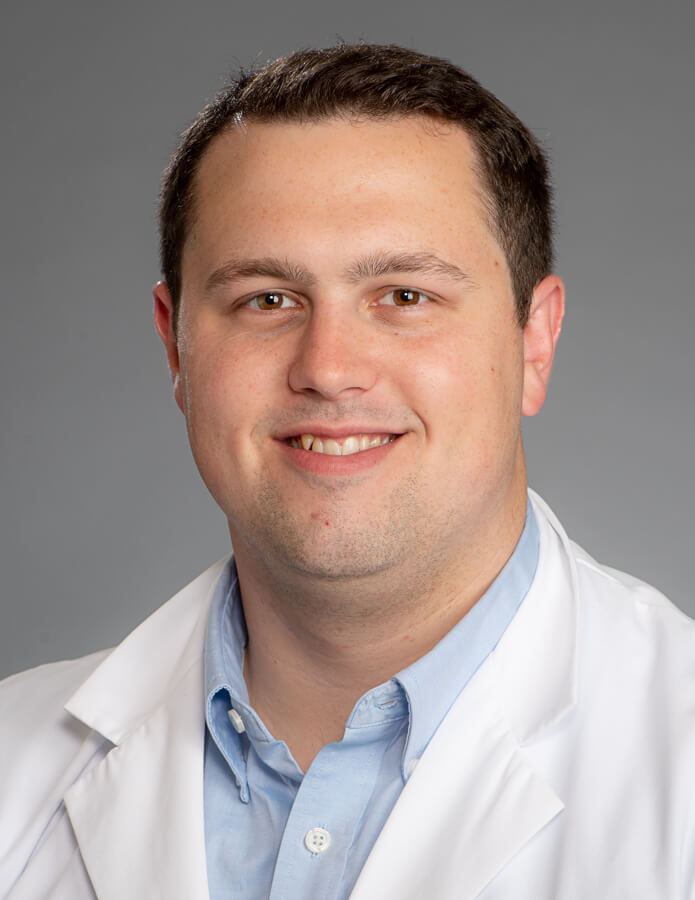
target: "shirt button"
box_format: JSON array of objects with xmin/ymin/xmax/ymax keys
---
[
  {"xmin": 304, "ymin": 827, "xmax": 331, "ymax": 854},
  {"xmin": 227, "ymin": 708, "xmax": 246, "ymax": 733}
]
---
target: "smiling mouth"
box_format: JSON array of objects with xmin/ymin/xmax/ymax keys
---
[{"xmin": 286, "ymin": 433, "xmax": 397, "ymax": 456}]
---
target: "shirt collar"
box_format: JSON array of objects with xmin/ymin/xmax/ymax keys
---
[
  {"xmin": 205, "ymin": 562, "xmax": 246, "ymax": 693},
  {"xmin": 204, "ymin": 498, "xmax": 539, "ymax": 792},
  {"xmin": 204, "ymin": 561, "xmax": 251, "ymax": 798}
]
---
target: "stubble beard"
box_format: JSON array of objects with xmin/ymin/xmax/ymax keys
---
[{"xmin": 234, "ymin": 467, "xmax": 454, "ymax": 622}]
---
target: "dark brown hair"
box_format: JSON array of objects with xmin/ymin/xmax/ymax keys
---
[{"xmin": 159, "ymin": 43, "xmax": 554, "ymax": 327}]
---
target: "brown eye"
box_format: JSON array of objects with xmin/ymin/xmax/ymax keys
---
[
  {"xmin": 249, "ymin": 292, "xmax": 295, "ymax": 311},
  {"xmin": 384, "ymin": 289, "xmax": 429, "ymax": 307}
]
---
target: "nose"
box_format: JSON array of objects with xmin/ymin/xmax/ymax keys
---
[{"xmin": 288, "ymin": 303, "xmax": 379, "ymax": 400}]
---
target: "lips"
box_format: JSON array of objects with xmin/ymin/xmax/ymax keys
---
[{"xmin": 286, "ymin": 433, "xmax": 396, "ymax": 456}]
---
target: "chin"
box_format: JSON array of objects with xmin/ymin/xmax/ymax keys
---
[{"xmin": 258, "ymin": 520, "xmax": 410, "ymax": 583}]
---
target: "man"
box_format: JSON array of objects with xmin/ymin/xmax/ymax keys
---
[{"xmin": 1, "ymin": 43, "xmax": 693, "ymax": 900}]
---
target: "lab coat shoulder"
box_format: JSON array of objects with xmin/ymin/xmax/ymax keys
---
[
  {"xmin": 575, "ymin": 543, "xmax": 695, "ymax": 816},
  {"xmin": 0, "ymin": 651, "xmax": 111, "ymax": 894},
  {"xmin": 0, "ymin": 557, "xmax": 226, "ymax": 899},
  {"xmin": 492, "ymin": 516, "xmax": 695, "ymax": 899},
  {"xmin": 572, "ymin": 538, "xmax": 695, "ymax": 714},
  {"xmin": 575, "ymin": 546, "xmax": 695, "ymax": 897}
]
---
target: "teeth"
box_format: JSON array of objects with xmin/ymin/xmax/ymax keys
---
[
  {"xmin": 342, "ymin": 436, "xmax": 360, "ymax": 456},
  {"xmin": 287, "ymin": 433, "xmax": 396, "ymax": 455},
  {"xmin": 323, "ymin": 439, "xmax": 341, "ymax": 456}
]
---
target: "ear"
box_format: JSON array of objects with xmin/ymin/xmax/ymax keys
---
[
  {"xmin": 153, "ymin": 280, "xmax": 184, "ymax": 413},
  {"xmin": 521, "ymin": 274, "xmax": 565, "ymax": 417}
]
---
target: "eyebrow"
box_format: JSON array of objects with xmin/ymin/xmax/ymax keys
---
[
  {"xmin": 205, "ymin": 257, "xmax": 317, "ymax": 292},
  {"xmin": 204, "ymin": 250, "xmax": 473, "ymax": 292},
  {"xmin": 343, "ymin": 251, "xmax": 473, "ymax": 285}
]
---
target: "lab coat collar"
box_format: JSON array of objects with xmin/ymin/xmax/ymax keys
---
[
  {"xmin": 348, "ymin": 491, "xmax": 579, "ymax": 899},
  {"xmin": 63, "ymin": 559, "xmax": 228, "ymax": 900},
  {"xmin": 498, "ymin": 490, "xmax": 579, "ymax": 743}
]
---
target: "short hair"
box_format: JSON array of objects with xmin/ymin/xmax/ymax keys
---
[{"xmin": 159, "ymin": 43, "xmax": 554, "ymax": 328}]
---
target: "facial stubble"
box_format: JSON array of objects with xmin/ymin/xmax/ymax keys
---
[{"xmin": 236, "ymin": 464, "xmax": 455, "ymax": 624}]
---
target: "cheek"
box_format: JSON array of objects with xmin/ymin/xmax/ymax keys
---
[
  {"xmin": 179, "ymin": 337, "xmax": 261, "ymax": 450},
  {"xmin": 408, "ymin": 331, "xmax": 523, "ymax": 438}
]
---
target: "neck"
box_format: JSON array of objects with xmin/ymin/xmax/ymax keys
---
[{"xmin": 233, "ymin": 468, "xmax": 528, "ymax": 771}]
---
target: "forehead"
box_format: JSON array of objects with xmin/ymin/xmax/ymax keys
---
[
  {"xmin": 184, "ymin": 115, "xmax": 501, "ymax": 276},
  {"xmin": 195, "ymin": 114, "xmax": 487, "ymax": 204}
]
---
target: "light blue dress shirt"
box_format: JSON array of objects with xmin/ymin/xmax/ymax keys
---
[{"xmin": 204, "ymin": 501, "xmax": 540, "ymax": 899}]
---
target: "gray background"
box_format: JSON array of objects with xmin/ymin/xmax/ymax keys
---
[{"xmin": 1, "ymin": 0, "xmax": 693, "ymax": 680}]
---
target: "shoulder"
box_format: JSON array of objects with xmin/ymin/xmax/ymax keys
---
[
  {"xmin": 0, "ymin": 650, "xmax": 110, "ymax": 756},
  {"xmin": 0, "ymin": 649, "xmax": 112, "ymax": 774},
  {"xmin": 0, "ymin": 648, "xmax": 110, "ymax": 702},
  {"xmin": 531, "ymin": 490, "xmax": 695, "ymax": 673},
  {"xmin": 572, "ymin": 539, "xmax": 695, "ymax": 669},
  {"xmin": 0, "ymin": 652, "xmax": 111, "ymax": 887},
  {"xmin": 531, "ymin": 491, "xmax": 695, "ymax": 753},
  {"xmin": 0, "ymin": 650, "xmax": 111, "ymax": 748},
  {"xmin": 567, "ymin": 540, "xmax": 695, "ymax": 777},
  {"xmin": 523, "ymin": 500, "xmax": 695, "ymax": 889}
]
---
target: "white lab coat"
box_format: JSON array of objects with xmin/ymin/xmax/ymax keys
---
[{"xmin": 1, "ymin": 492, "xmax": 694, "ymax": 899}]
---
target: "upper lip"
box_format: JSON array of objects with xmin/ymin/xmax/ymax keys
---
[{"xmin": 275, "ymin": 425, "xmax": 406, "ymax": 441}]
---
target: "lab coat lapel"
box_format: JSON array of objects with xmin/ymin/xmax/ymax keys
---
[
  {"xmin": 64, "ymin": 663, "xmax": 208, "ymax": 900},
  {"xmin": 349, "ymin": 494, "xmax": 578, "ymax": 900},
  {"xmin": 348, "ymin": 663, "xmax": 565, "ymax": 900},
  {"xmin": 62, "ymin": 560, "xmax": 228, "ymax": 900}
]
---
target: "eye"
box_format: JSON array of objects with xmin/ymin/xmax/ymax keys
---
[
  {"xmin": 247, "ymin": 291, "xmax": 298, "ymax": 311},
  {"xmin": 380, "ymin": 288, "xmax": 431, "ymax": 307}
]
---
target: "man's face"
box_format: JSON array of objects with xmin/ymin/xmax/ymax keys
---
[{"xmin": 158, "ymin": 116, "xmax": 545, "ymax": 586}]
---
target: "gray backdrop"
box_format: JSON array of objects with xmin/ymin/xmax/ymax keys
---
[{"xmin": 1, "ymin": 0, "xmax": 693, "ymax": 680}]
